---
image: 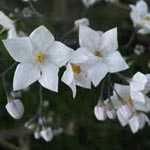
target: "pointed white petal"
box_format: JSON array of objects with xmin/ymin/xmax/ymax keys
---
[
  {"xmin": 129, "ymin": 115, "xmax": 140, "ymax": 134},
  {"xmin": 88, "ymin": 61, "xmax": 108, "ymax": 87},
  {"xmin": 5, "ymin": 99, "xmax": 24, "ymax": 119},
  {"xmin": 117, "ymin": 104, "xmax": 132, "ymax": 127},
  {"xmin": 130, "ymin": 72, "xmax": 147, "ymax": 92},
  {"xmin": 47, "ymin": 41, "xmax": 73, "ymax": 67},
  {"xmin": 61, "ymin": 64, "xmax": 74, "ymax": 85},
  {"xmin": 30, "ymin": 26, "xmax": 54, "ymax": 52},
  {"xmin": 105, "ymin": 51, "xmax": 129, "ymax": 73},
  {"xmin": 114, "ymin": 84, "xmax": 130, "ymax": 100},
  {"xmin": 39, "ymin": 63, "xmax": 59, "ymax": 92},
  {"xmin": 75, "ymin": 72, "xmax": 91, "ymax": 89},
  {"xmin": 131, "ymin": 91, "xmax": 145, "ymax": 104},
  {"xmin": 79, "ymin": 26, "xmax": 101, "ymax": 51},
  {"xmin": 61, "ymin": 64, "xmax": 77, "ymax": 98},
  {"xmin": 136, "ymin": 0, "xmax": 148, "ymax": 16},
  {"xmin": 13, "ymin": 63, "xmax": 40, "ymax": 91},
  {"xmin": 3, "ymin": 37, "xmax": 33, "ymax": 62},
  {"xmin": 0, "ymin": 11, "xmax": 14, "ymax": 29},
  {"xmin": 100, "ymin": 28, "xmax": 118, "ymax": 55},
  {"xmin": 70, "ymin": 48, "xmax": 95, "ymax": 64}
]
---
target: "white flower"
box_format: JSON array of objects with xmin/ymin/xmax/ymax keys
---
[
  {"xmin": 5, "ymin": 99, "xmax": 24, "ymax": 119},
  {"xmin": 130, "ymin": 72, "xmax": 150, "ymax": 112},
  {"xmin": 129, "ymin": 113, "xmax": 150, "ymax": 133},
  {"xmin": 79, "ymin": 26, "xmax": 128, "ymax": 86},
  {"xmin": 62, "ymin": 49, "xmax": 91, "ymax": 98},
  {"xmin": 111, "ymin": 84, "xmax": 133, "ymax": 126},
  {"xmin": 0, "ymin": 11, "xmax": 17, "ymax": 39},
  {"xmin": 40, "ymin": 127, "xmax": 53, "ymax": 142},
  {"xmin": 74, "ymin": 18, "xmax": 90, "ymax": 29},
  {"xmin": 3, "ymin": 26, "xmax": 73, "ymax": 92},
  {"xmin": 130, "ymin": 0, "xmax": 150, "ymax": 34},
  {"xmin": 94, "ymin": 104, "xmax": 107, "ymax": 121},
  {"xmin": 81, "ymin": 0, "xmax": 100, "ymax": 8}
]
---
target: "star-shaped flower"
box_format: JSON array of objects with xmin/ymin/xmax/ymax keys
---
[
  {"xmin": 79, "ymin": 26, "xmax": 128, "ymax": 86},
  {"xmin": 130, "ymin": 72, "xmax": 150, "ymax": 112},
  {"xmin": 61, "ymin": 49, "xmax": 91, "ymax": 98},
  {"xmin": 130, "ymin": 0, "xmax": 150, "ymax": 34},
  {"xmin": 3, "ymin": 26, "xmax": 73, "ymax": 92}
]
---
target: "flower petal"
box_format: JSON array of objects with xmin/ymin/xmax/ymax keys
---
[
  {"xmin": 105, "ymin": 51, "xmax": 129, "ymax": 73},
  {"xmin": 130, "ymin": 72, "xmax": 147, "ymax": 92},
  {"xmin": 79, "ymin": 25, "xmax": 101, "ymax": 51},
  {"xmin": 61, "ymin": 64, "xmax": 77, "ymax": 98},
  {"xmin": 3, "ymin": 37, "xmax": 33, "ymax": 62},
  {"xmin": 30, "ymin": 26, "xmax": 54, "ymax": 52},
  {"xmin": 88, "ymin": 61, "xmax": 108, "ymax": 87},
  {"xmin": 61, "ymin": 64, "xmax": 74, "ymax": 85},
  {"xmin": 0, "ymin": 11, "xmax": 14, "ymax": 29},
  {"xmin": 13, "ymin": 63, "xmax": 40, "ymax": 91},
  {"xmin": 70, "ymin": 48, "xmax": 96, "ymax": 64},
  {"xmin": 47, "ymin": 41, "xmax": 73, "ymax": 67},
  {"xmin": 74, "ymin": 72, "xmax": 91, "ymax": 89},
  {"xmin": 100, "ymin": 28, "xmax": 118, "ymax": 55},
  {"xmin": 39, "ymin": 63, "xmax": 59, "ymax": 92}
]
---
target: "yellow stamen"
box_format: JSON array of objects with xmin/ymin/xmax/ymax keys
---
[
  {"xmin": 71, "ymin": 64, "xmax": 81, "ymax": 74},
  {"xmin": 95, "ymin": 51, "xmax": 102, "ymax": 57},
  {"xmin": 35, "ymin": 52, "xmax": 45, "ymax": 64},
  {"xmin": 127, "ymin": 97, "xmax": 133, "ymax": 109},
  {"xmin": 144, "ymin": 16, "xmax": 150, "ymax": 21}
]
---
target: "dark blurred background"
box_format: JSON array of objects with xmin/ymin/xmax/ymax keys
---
[{"xmin": 0, "ymin": 0, "xmax": 150, "ymax": 149}]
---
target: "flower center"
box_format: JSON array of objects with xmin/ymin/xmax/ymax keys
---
[
  {"xmin": 95, "ymin": 51, "xmax": 102, "ymax": 57},
  {"xmin": 35, "ymin": 52, "xmax": 45, "ymax": 64},
  {"xmin": 127, "ymin": 97, "xmax": 133, "ymax": 109},
  {"xmin": 143, "ymin": 16, "xmax": 150, "ymax": 21},
  {"xmin": 71, "ymin": 64, "xmax": 81, "ymax": 74}
]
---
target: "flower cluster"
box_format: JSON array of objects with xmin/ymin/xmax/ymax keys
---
[
  {"xmin": 0, "ymin": 0, "xmax": 150, "ymax": 139},
  {"xmin": 94, "ymin": 72, "xmax": 150, "ymax": 133}
]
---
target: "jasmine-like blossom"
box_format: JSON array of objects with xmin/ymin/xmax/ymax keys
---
[
  {"xmin": 111, "ymin": 83, "xmax": 150, "ymax": 133},
  {"xmin": 130, "ymin": 72, "xmax": 150, "ymax": 112},
  {"xmin": 79, "ymin": 26, "xmax": 128, "ymax": 87},
  {"xmin": 62, "ymin": 49, "xmax": 91, "ymax": 98},
  {"xmin": 3, "ymin": 26, "xmax": 73, "ymax": 92},
  {"xmin": 130, "ymin": 0, "xmax": 150, "ymax": 34}
]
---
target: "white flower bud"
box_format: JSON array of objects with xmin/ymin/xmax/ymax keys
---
[
  {"xmin": 5, "ymin": 99, "xmax": 24, "ymax": 119},
  {"xmin": 40, "ymin": 127, "xmax": 53, "ymax": 142},
  {"xmin": 106, "ymin": 109, "xmax": 116, "ymax": 120},
  {"xmin": 117, "ymin": 104, "xmax": 132, "ymax": 127},
  {"xmin": 74, "ymin": 18, "xmax": 89, "ymax": 29},
  {"xmin": 94, "ymin": 105, "xmax": 107, "ymax": 121},
  {"xmin": 34, "ymin": 130, "xmax": 41, "ymax": 139},
  {"xmin": 128, "ymin": 113, "xmax": 147, "ymax": 134}
]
